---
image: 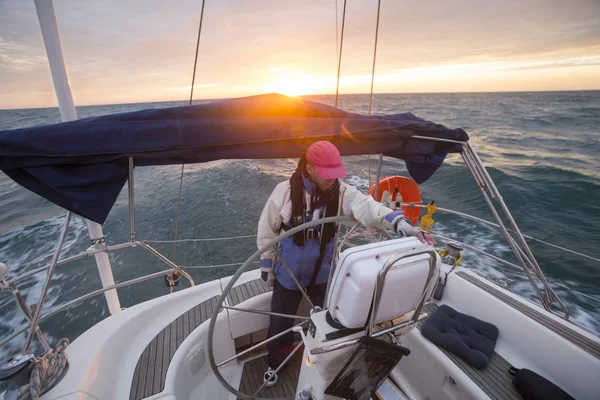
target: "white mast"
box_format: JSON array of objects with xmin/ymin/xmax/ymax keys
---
[{"xmin": 34, "ymin": 0, "xmax": 121, "ymax": 315}]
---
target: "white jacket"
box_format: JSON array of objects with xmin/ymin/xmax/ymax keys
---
[{"xmin": 257, "ymin": 180, "xmax": 395, "ymax": 271}]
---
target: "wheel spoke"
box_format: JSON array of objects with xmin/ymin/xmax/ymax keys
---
[
  {"xmin": 223, "ymin": 305, "xmax": 310, "ymax": 321},
  {"xmin": 216, "ymin": 320, "xmax": 308, "ymax": 367},
  {"xmin": 254, "ymin": 341, "xmax": 305, "ymax": 396},
  {"xmin": 207, "ymin": 215, "xmax": 356, "ymax": 400},
  {"xmin": 276, "ymin": 250, "xmax": 316, "ymax": 310}
]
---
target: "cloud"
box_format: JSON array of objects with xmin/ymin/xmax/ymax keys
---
[
  {"xmin": 0, "ymin": 37, "xmax": 47, "ymax": 72},
  {"xmin": 502, "ymin": 55, "xmax": 600, "ymax": 71},
  {"xmin": 1, "ymin": 0, "xmax": 599, "ymax": 108}
]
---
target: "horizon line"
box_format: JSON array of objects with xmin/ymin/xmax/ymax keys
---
[{"xmin": 1, "ymin": 88, "xmax": 599, "ymax": 111}]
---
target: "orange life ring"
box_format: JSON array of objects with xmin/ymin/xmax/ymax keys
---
[{"xmin": 368, "ymin": 176, "xmax": 422, "ymax": 225}]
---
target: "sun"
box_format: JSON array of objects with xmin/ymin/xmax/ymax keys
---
[
  {"xmin": 262, "ymin": 71, "xmax": 321, "ymax": 97},
  {"xmin": 269, "ymin": 79, "xmax": 308, "ymax": 96}
]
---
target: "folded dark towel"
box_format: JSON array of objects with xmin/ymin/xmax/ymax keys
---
[{"xmin": 421, "ymin": 304, "xmax": 499, "ymax": 369}]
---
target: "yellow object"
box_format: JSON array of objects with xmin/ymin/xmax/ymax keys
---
[
  {"xmin": 438, "ymin": 249, "xmax": 463, "ymax": 266},
  {"xmin": 419, "ymin": 201, "xmax": 437, "ymax": 232}
]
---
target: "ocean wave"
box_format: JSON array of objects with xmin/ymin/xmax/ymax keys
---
[
  {"xmin": 1, "ymin": 92, "xmax": 599, "ymax": 365},
  {"xmin": 0, "ymin": 215, "xmax": 87, "ymax": 361}
]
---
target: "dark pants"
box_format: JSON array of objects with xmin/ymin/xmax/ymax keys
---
[{"xmin": 266, "ymin": 280, "xmax": 327, "ymax": 368}]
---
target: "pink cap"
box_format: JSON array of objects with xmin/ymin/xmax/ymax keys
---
[{"xmin": 306, "ymin": 141, "xmax": 347, "ymax": 179}]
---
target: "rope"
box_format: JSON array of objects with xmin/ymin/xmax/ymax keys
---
[
  {"xmin": 368, "ymin": 155, "xmax": 372, "ymax": 189},
  {"xmin": 552, "ymin": 282, "xmax": 600, "ymax": 304},
  {"xmin": 146, "ymin": 234, "xmax": 256, "ymax": 243},
  {"xmin": 173, "ymin": 0, "xmax": 207, "ymax": 264},
  {"xmin": 334, "ymin": 0, "xmax": 347, "ymax": 108},
  {"xmin": 526, "ymin": 236, "xmax": 600, "ymax": 263},
  {"xmin": 367, "ymin": 0, "xmax": 382, "ymax": 117},
  {"xmin": 335, "ymin": 0, "xmax": 339, "ymax": 69},
  {"xmin": 367, "ymin": 0, "xmax": 382, "ymax": 192},
  {"xmin": 173, "ymin": 164, "xmax": 185, "ymax": 263},
  {"xmin": 183, "ymin": 261, "xmax": 260, "ymax": 270},
  {"xmin": 12, "ymin": 338, "xmax": 70, "ymax": 400},
  {"xmin": 188, "ymin": 0, "xmax": 207, "ymax": 105}
]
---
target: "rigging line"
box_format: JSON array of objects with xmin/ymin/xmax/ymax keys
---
[
  {"xmin": 147, "ymin": 234, "xmax": 257, "ymax": 243},
  {"xmin": 183, "ymin": 261, "xmax": 260, "ymax": 269},
  {"xmin": 189, "ymin": 0, "xmax": 207, "ymax": 106},
  {"xmin": 173, "ymin": 164, "xmax": 185, "ymax": 263},
  {"xmin": 173, "ymin": 0, "xmax": 206, "ymax": 264},
  {"xmin": 368, "ymin": 0, "xmax": 382, "ymax": 191},
  {"xmin": 335, "ymin": 0, "xmax": 339, "ymax": 69},
  {"xmin": 368, "ymin": 155, "xmax": 371, "ymax": 189},
  {"xmin": 367, "ymin": 0, "xmax": 382, "ymax": 116},
  {"xmin": 526, "ymin": 237, "xmax": 600, "ymax": 264},
  {"xmin": 405, "ymin": 204, "xmax": 599, "ymax": 264},
  {"xmin": 334, "ymin": 0, "xmax": 347, "ymax": 108},
  {"xmin": 552, "ymin": 282, "xmax": 600, "ymax": 304}
]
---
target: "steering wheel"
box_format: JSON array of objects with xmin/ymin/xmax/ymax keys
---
[{"xmin": 207, "ymin": 215, "xmax": 360, "ymax": 400}]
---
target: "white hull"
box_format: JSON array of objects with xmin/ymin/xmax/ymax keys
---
[{"xmin": 42, "ymin": 266, "xmax": 600, "ymax": 400}]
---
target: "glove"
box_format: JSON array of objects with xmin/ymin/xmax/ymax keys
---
[
  {"xmin": 260, "ymin": 258, "xmax": 276, "ymax": 287},
  {"xmin": 384, "ymin": 211, "xmax": 437, "ymax": 246},
  {"xmin": 261, "ymin": 270, "xmax": 275, "ymax": 287}
]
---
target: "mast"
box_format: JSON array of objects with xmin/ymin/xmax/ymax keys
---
[{"xmin": 34, "ymin": 0, "xmax": 121, "ymax": 315}]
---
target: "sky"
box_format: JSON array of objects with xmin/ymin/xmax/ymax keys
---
[{"xmin": 0, "ymin": 0, "xmax": 599, "ymax": 109}]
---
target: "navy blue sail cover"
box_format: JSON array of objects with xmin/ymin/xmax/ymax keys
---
[{"xmin": 0, "ymin": 94, "xmax": 468, "ymax": 223}]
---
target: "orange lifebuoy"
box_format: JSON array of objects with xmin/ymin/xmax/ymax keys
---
[{"xmin": 368, "ymin": 176, "xmax": 422, "ymax": 225}]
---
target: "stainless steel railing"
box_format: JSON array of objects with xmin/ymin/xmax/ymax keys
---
[
  {"xmin": 2, "ymin": 201, "xmax": 591, "ymax": 351},
  {"xmin": 4, "ymin": 142, "xmax": 599, "ymax": 350}
]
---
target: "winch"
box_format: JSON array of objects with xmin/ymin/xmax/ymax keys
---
[
  {"xmin": 440, "ymin": 241, "xmax": 463, "ymax": 266},
  {"xmin": 0, "ymin": 353, "xmax": 36, "ymax": 387}
]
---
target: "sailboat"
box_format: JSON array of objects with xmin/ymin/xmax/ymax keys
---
[{"xmin": 0, "ymin": 1, "xmax": 598, "ymax": 399}]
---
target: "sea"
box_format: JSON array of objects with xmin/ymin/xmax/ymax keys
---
[{"xmin": 0, "ymin": 91, "xmax": 599, "ymax": 372}]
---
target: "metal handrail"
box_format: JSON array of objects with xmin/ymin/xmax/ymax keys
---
[
  {"xmin": 0, "ymin": 207, "xmax": 589, "ymax": 346},
  {"xmin": 0, "ymin": 268, "xmax": 178, "ymax": 349},
  {"xmin": 460, "ymin": 143, "xmax": 565, "ymax": 317},
  {"xmin": 5, "ymin": 205, "xmax": 595, "ymax": 287},
  {"xmin": 138, "ymin": 242, "xmax": 195, "ymax": 286},
  {"xmin": 24, "ymin": 211, "xmax": 71, "ymax": 351},
  {"xmin": 0, "ymin": 283, "xmax": 51, "ymax": 352},
  {"xmin": 7, "ymin": 242, "xmax": 136, "ymax": 286},
  {"xmin": 2, "ymin": 138, "xmax": 592, "ymax": 351},
  {"xmin": 0, "ymin": 237, "xmax": 195, "ymax": 351},
  {"xmin": 310, "ymin": 311, "xmax": 429, "ymax": 355},
  {"xmin": 370, "ymin": 138, "xmax": 575, "ymax": 320},
  {"xmin": 0, "ymin": 218, "xmax": 592, "ymax": 354},
  {"xmin": 5, "ymin": 241, "xmax": 193, "ymax": 288},
  {"xmin": 1, "ymin": 200, "xmax": 590, "ymax": 345},
  {"xmin": 367, "ymin": 248, "xmax": 438, "ymax": 336},
  {"xmin": 379, "ymin": 203, "xmax": 598, "ymax": 264}
]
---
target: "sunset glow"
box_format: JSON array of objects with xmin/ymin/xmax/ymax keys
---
[
  {"xmin": 0, "ymin": 0, "xmax": 598, "ymax": 109},
  {"xmin": 261, "ymin": 71, "xmax": 325, "ymax": 96}
]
